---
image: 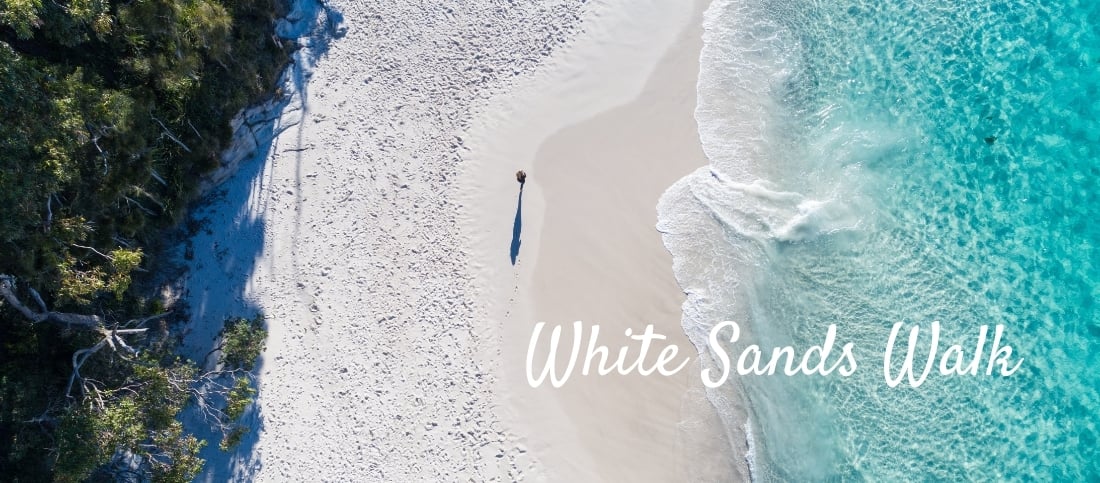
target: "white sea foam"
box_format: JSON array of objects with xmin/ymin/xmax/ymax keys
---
[
  {"xmin": 667, "ymin": 0, "xmax": 1100, "ymax": 478},
  {"xmin": 743, "ymin": 418, "xmax": 758, "ymax": 481},
  {"xmin": 657, "ymin": 0, "xmax": 877, "ymax": 477}
]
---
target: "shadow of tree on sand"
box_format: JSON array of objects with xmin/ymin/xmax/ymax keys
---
[{"xmin": 175, "ymin": 1, "xmax": 346, "ymax": 481}]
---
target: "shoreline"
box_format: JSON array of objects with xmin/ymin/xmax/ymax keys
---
[
  {"xmin": 461, "ymin": 0, "xmax": 738, "ymax": 480},
  {"xmin": 173, "ymin": 0, "xmax": 743, "ymax": 479},
  {"xmin": 171, "ymin": 0, "xmax": 1100, "ymax": 479}
]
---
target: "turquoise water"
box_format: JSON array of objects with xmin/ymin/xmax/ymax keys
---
[{"xmin": 658, "ymin": 0, "xmax": 1100, "ymax": 479}]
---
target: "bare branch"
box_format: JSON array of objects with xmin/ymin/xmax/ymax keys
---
[
  {"xmin": 186, "ymin": 119, "xmax": 205, "ymax": 141},
  {"xmin": 122, "ymin": 195, "xmax": 156, "ymax": 216},
  {"xmin": 1, "ymin": 274, "xmax": 102, "ymax": 328},
  {"xmin": 46, "ymin": 311, "xmax": 105, "ymax": 328},
  {"xmin": 129, "ymin": 185, "xmax": 166, "ymax": 211},
  {"xmin": 45, "ymin": 195, "xmax": 53, "ymax": 232},
  {"xmin": 28, "ymin": 286, "xmax": 47, "ymax": 314},
  {"xmin": 25, "ymin": 414, "xmax": 57, "ymax": 426},
  {"xmin": 103, "ymin": 332, "xmax": 118, "ymax": 352},
  {"xmin": 1, "ymin": 276, "xmax": 165, "ymax": 403},
  {"xmin": 120, "ymin": 312, "xmax": 170, "ymax": 329},
  {"xmin": 64, "ymin": 327, "xmax": 150, "ymax": 400},
  {"xmin": 149, "ymin": 168, "xmax": 167, "ymax": 187},
  {"xmin": 151, "ymin": 115, "xmax": 192, "ymax": 153},
  {"xmin": 0, "ymin": 275, "xmax": 41, "ymax": 322},
  {"xmin": 67, "ymin": 338, "xmax": 109, "ymax": 399},
  {"xmin": 71, "ymin": 244, "xmax": 114, "ymax": 261},
  {"xmin": 87, "ymin": 382, "xmax": 106, "ymax": 410},
  {"xmin": 112, "ymin": 333, "xmax": 138, "ymax": 357},
  {"xmin": 84, "ymin": 122, "xmax": 112, "ymax": 174}
]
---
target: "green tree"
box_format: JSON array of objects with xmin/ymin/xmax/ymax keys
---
[
  {"xmin": 0, "ymin": 0, "xmax": 43, "ymax": 39},
  {"xmin": 0, "ymin": 0, "xmax": 290, "ymax": 478},
  {"xmin": 221, "ymin": 315, "xmax": 267, "ymax": 371}
]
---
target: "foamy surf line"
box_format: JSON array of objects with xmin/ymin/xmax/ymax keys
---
[
  {"xmin": 656, "ymin": 0, "xmax": 781, "ymax": 478},
  {"xmin": 656, "ymin": 0, "xmax": 844, "ymax": 479},
  {"xmin": 663, "ymin": 0, "xmax": 1100, "ymax": 478},
  {"xmin": 458, "ymin": 0, "xmax": 755, "ymax": 480}
]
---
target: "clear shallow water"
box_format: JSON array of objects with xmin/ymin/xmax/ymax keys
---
[{"xmin": 658, "ymin": 0, "xmax": 1100, "ymax": 479}]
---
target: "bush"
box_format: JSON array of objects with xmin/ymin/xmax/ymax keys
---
[{"xmin": 221, "ymin": 315, "xmax": 267, "ymax": 371}]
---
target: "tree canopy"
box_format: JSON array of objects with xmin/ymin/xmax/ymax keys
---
[{"xmin": 0, "ymin": 0, "xmax": 288, "ymax": 480}]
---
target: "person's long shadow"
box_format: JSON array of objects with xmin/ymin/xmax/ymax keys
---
[{"xmin": 510, "ymin": 185, "xmax": 523, "ymax": 265}]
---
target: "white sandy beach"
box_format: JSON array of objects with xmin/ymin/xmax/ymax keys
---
[
  {"xmin": 176, "ymin": 0, "xmax": 736, "ymax": 480},
  {"xmin": 463, "ymin": 0, "xmax": 740, "ymax": 480}
]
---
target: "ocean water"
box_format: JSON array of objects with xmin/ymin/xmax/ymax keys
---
[{"xmin": 657, "ymin": 0, "xmax": 1100, "ymax": 479}]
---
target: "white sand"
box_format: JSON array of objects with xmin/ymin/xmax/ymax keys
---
[
  {"xmin": 462, "ymin": 0, "xmax": 739, "ymax": 480},
  {"xmin": 177, "ymin": 0, "xmax": 738, "ymax": 480}
]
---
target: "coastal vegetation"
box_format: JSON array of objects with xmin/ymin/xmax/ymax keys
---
[{"xmin": 0, "ymin": 0, "xmax": 289, "ymax": 480}]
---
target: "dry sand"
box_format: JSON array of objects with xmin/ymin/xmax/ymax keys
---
[
  {"xmin": 182, "ymin": 0, "xmax": 584, "ymax": 480},
  {"xmin": 462, "ymin": 0, "xmax": 736, "ymax": 480},
  {"xmin": 176, "ymin": 0, "xmax": 737, "ymax": 480}
]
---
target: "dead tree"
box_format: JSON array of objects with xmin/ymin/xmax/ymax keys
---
[{"xmin": 0, "ymin": 274, "xmax": 167, "ymax": 401}]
